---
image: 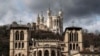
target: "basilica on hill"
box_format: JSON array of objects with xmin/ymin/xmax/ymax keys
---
[{"xmin": 9, "ymin": 8, "xmax": 100, "ymax": 56}]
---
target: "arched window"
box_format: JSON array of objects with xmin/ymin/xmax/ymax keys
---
[
  {"xmin": 22, "ymin": 54, "xmax": 24, "ymax": 56},
  {"xmin": 73, "ymin": 44, "xmax": 75, "ymax": 50},
  {"xmin": 69, "ymin": 44, "xmax": 72, "ymax": 50},
  {"xmin": 20, "ymin": 31, "xmax": 24, "ymax": 40},
  {"xmin": 15, "ymin": 42, "xmax": 17, "ymax": 48},
  {"xmin": 19, "ymin": 53, "xmax": 21, "ymax": 56},
  {"xmin": 74, "ymin": 32, "xmax": 78, "ymax": 41},
  {"xmin": 69, "ymin": 32, "xmax": 73, "ymax": 41},
  {"xmin": 57, "ymin": 51, "xmax": 60, "ymax": 56},
  {"xmin": 18, "ymin": 42, "xmax": 21, "ymax": 48},
  {"xmin": 44, "ymin": 50, "xmax": 49, "ymax": 56},
  {"xmin": 22, "ymin": 42, "xmax": 24, "ymax": 48},
  {"xmin": 34, "ymin": 51, "xmax": 36, "ymax": 56},
  {"xmin": 15, "ymin": 31, "xmax": 19, "ymax": 40},
  {"xmin": 76, "ymin": 44, "xmax": 78, "ymax": 50},
  {"xmin": 38, "ymin": 50, "xmax": 42, "ymax": 56},
  {"xmin": 51, "ymin": 50, "xmax": 55, "ymax": 56},
  {"xmin": 72, "ymin": 33, "xmax": 74, "ymax": 41}
]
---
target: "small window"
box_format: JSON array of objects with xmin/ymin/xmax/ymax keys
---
[
  {"xmin": 19, "ymin": 53, "xmax": 21, "ymax": 56},
  {"xmin": 15, "ymin": 31, "xmax": 19, "ymax": 40},
  {"xmin": 15, "ymin": 42, "xmax": 17, "ymax": 48},
  {"xmin": 22, "ymin": 42, "xmax": 24, "ymax": 48},
  {"xmin": 18, "ymin": 42, "xmax": 21, "ymax": 48},
  {"xmin": 22, "ymin": 54, "xmax": 24, "ymax": 56}
]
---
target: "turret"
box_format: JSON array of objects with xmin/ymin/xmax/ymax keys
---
[
  {"xmin": 58, "ymin": 9, "xmax": 63, "ymax": 17},
  {"xmin": 40, "ymin": 12, "xmax": 44, "ymax": 24},
  {"xmin": 47, "ymin": 8, "xmax": 51, "ymax": 16},
  {"xmin": 37, "ymin": 14, "xmax": 40, "ymax": 25}
]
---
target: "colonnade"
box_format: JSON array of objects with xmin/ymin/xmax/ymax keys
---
[{"xmin": 30, "ymin": 48, "xmax": 61, "ymax": 56}]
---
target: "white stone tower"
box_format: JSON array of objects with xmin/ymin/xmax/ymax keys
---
[
  {"xmin": 64, "ymin": 27, "xmax": 83, "ymax": 56},
  {"xmin": 51, "ymin": 10, "xmax": 63, "ymax": 34},
  {"xmin": 9, "ymin": 25, "xmax": 30, "ymax": 56},
  {"xmin": 47, "ymin": 8, "xmax": 52, "ymax": 30}
]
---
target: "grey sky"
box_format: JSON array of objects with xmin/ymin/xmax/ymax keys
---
[{"xmin": 0, "ymin": 0, "xmax": 100, "ymax": 32}]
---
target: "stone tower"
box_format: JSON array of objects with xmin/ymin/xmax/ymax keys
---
[
  {"xmin": 58, "ymin": 10, "xmax": 63, "ymax": 34},
  {"xmin": 9, "ymin": 25, "xmax": 30, "ymax": 56},
  {"xmin": 47, "ymin": 8, "xmax": 52, "ymax": 29},
  {"xmin": 64, "ymin": 27, "xmax": 83, "ymax": 56},
  {"xmin": 51, "ymin": 10, "xmax": 63, "ymax": 34}
]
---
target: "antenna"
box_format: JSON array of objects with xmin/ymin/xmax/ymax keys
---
[
  {"xmin": 72, "ymin": 19, "xmax": 75, "ymax": 27},
  {"xmin": 19, "ymin": 17, "xmax": 22, "ymax": 24}
]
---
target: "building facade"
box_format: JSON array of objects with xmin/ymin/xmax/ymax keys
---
[
  {"xmin": 36, "ymin": 8, "xmax": 63, "ymax": 34},
  {"xmin": 9, "ymin": 9, "xmax": 100, "ymax": 56}
]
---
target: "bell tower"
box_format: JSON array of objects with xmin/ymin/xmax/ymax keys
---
[
  {"xmin": 9, "ymin": 25, "xmax": 30, "ymax": 56},
  {"xmin": 64, "ymin": 27, "xmax": 83, "ymax": 56}
]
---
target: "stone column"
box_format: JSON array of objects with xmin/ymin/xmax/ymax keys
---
[
  {"xmin": 49, "ymin": 49, "xmax": 51, "ymax": 56},
  {"xmin": 36, "ymin": 48, "xmax": 38, "ymax": 56},
  {"xmin": 75, "ymin": 43, "xmax": 76, "ymax": 50},
  {"xmin": 56, "ymin": 50, "xmax": 57, "ymax": 56},
  {"xmin": 42, "ymin": 49, "xmax": 44, "ymax": 56},
  {"xmin": 72, "ymin": 43, "xmax": 73, "ymax": 50}
]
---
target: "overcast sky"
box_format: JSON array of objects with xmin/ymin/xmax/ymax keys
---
[{"xmin": 0, "ymin": 0, "xmax": 100, "ymax": 32}]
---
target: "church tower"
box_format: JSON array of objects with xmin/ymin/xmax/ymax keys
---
[
  {"xmin": 47, "ymin": 8, "xmax": 53, "ymax": 30},
  {"xmin": 58, "ymin": 9, "xmax": 63, "ymax": 34},
  {"xmin": 51, "ymin": 10, "xmax": 63, "ymax": 34},
  {"xmin": 64, "ymin": 27, "xmax": 83, "ymax": 56},
  {"xmin": 40, "ymin": 12, "xmax": 44, "ymax": 25},
  {"xmin": 9, "ymin": 25, "xmax": 30, "ymax": 56}
]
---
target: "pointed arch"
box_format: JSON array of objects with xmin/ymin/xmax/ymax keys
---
[
  {"xmin": 74, "ymin": 31, "xmax": 78, "ymax": 41},
  {"xmin": 15, "ymin": 31, "xmax": 19, "ymax": 40},
  {"xmin": 20, "ymin": 31, "xmax": 24, "ymax": 40}
]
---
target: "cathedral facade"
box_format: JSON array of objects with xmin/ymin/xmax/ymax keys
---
[
  {"xmin": 36, "ymin": 8, "xmax": 63, "ymax": 34},
  {"xmin": 9, "ymin": 9, "xmax": 100, "ymax": 56}
]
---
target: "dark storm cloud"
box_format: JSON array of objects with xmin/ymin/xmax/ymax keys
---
[
  {"xmin": 0, "ymin": 0, "xmax": 100, "ymax": 31},
  {"xmin": 27, "ymin": 0, "xmax": 100, "ymax": 23},
  {"xmin": 64, "ymin": 0, "xmax": 100, "ymax": 17}
]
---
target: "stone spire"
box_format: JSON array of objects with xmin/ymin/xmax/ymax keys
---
[
  {"xmin": 40, "ymin": 11, "xmax": 44, "ymax": 24},
  {"xmin": 58, "ymin": 9, "xmax": 63, "ymax": 17},
  {"xmin": 47, "ymin": 8, "xmax": 51, "ymax": 16},
  {"xmin": 37, "ymin": 14, "xmax": 40, "ymax": 25}
]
